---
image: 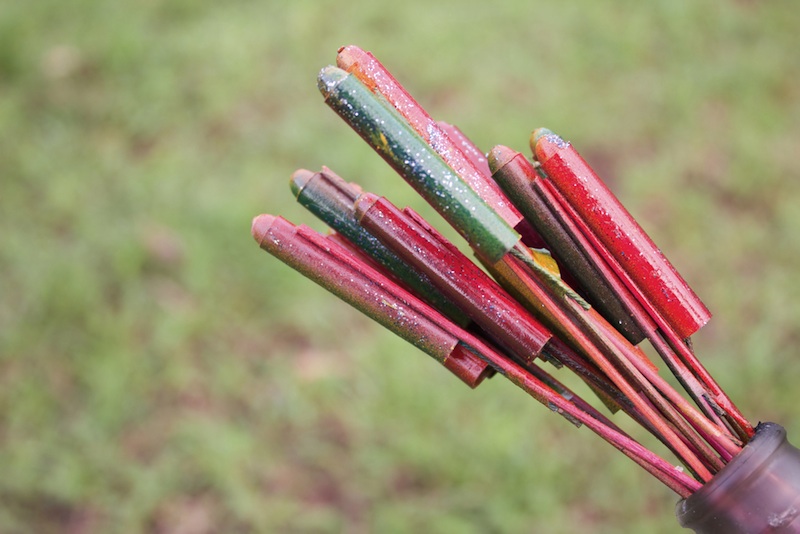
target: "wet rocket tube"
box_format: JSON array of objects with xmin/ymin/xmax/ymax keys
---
[
  {"xmin": 532, "ymin": 128, "xmax": 711, "ymax": 340},
  {"xmin": 489, "ymin": 144, "xmax": 648, "ymax": 345},
  {"xmin": 318, "ymin": 65, "xmax": 520, "ymax": 265},
  {"xmin": 436, "ymin": 121, "xmax": 492, "ymax": 178},
  {"xmin": 290, "ymin": 167, "xmax": 469, "ymax": 325},
  {"xmin": 353, "ymin": 193, "xmax": 551, "ymax": 366},
  {"xmin": 336, "ymin": 45, "xmax": 522, "ymax": 230},
  {"xmin": 251, "ymin": 214, "xmax": 492, "ymax": 388}
]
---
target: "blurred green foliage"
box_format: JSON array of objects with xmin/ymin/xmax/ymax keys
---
[{"xmin": 1, "ymin": 1, "xmax": 799, "ymax": 532}]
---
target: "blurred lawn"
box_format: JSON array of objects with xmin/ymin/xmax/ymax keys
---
[{"xmin": 2, "ymin": 1, "xmax": 800, "ymax": 532}]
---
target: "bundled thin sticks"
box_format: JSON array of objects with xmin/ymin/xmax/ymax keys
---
[{"xmin": 252, "ymin": 45, "xmax": 753, "ymax": 498}]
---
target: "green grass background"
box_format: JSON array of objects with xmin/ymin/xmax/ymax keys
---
[{"xmin": 2, "ymin": 1, "xmax": 800, "ymax": 532}]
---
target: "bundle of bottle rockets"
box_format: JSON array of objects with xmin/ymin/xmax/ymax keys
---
[{"xmin": 252, "ymin": 45, "xmax": 755, "ymax": 498}]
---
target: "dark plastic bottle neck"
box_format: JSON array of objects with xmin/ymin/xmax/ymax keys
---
[{"xmin": 677, "ymin": 422, "xmax": 800, "ymax": 533}]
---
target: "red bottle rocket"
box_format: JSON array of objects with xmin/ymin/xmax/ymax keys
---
[{"xmin": 532, "ymin": 128, "xmax": 712, "ymax": 340}]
